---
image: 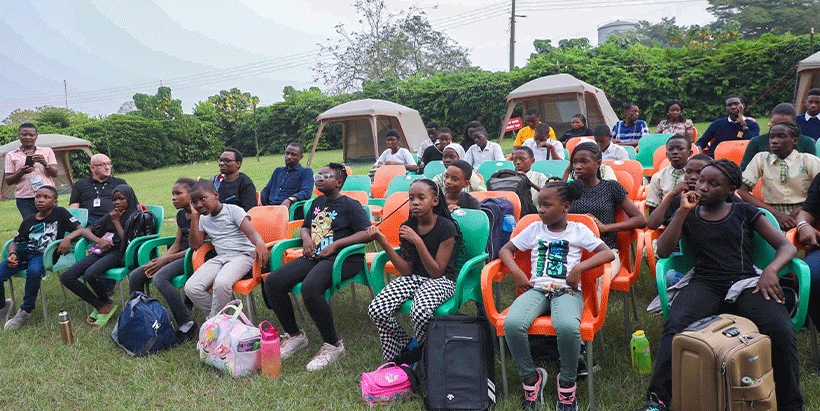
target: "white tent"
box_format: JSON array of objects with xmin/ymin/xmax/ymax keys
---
[
  {"xmin": 307, "ymin": 99, "xmax": 428, "ymax": 166},
  {"xmin": 499, "ymin": 74, "xmax": 619, "ymax": 142},
  {"xmin": 0, "ymin": 134, "xmax": 93, "ymax": 199},
  {"xmin": 795, "ymin": 51, "xmax": 820, "ymax": 113}
]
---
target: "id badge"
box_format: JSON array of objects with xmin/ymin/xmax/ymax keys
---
[
  {"xmin": 736, "ymin": 131, "xmax": 744, "ymax": 139},
  {"xmin": 30, "ymin": 175, "xmax": 43, "ymax": 191},
  {"xmin": 93, "ymin": 198, "xmax": 101, "ymax": 208}
]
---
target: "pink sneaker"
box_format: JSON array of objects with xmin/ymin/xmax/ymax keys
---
[
  {"xmin": 521, "ymin": 367, "xmax": 547, "ymax": 410},
  {"xmin": 556, "ymin": 374, "xmax": 578, "ymax": 411}
]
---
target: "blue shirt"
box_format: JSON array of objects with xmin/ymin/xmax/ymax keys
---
[
  {"xmin": 796, "ymin": 114, "xmax": 820, "ymax": 140},
  {"xmin": 612, "ymin": 120, "xmax": 649, "ymax": 144},
  {"xmin": 260, "ymin": 164, "xmax": 314, "ymax": 206},
  {"xmin": 696, "ymin": 117, "xmax": 760, "ymax": 157}
]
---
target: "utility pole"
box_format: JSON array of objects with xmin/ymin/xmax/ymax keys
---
[
  {"xmin": 509, "ymin": 0, "xmax": 515, "ymax": 72},
  {"xmin": 63, "ymin": 80, "xmax": 68, "ymax": 109}
]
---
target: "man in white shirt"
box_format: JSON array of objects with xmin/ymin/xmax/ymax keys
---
[
  {"xmin": 523, "ymin": 123, "xmax": 564, "ymax": 161},
  {"xmin": 593, "ymin": 125, "xmax": 629, "ymax": 161},
  {"xmin": 464, "ymin": 127, "xmax": 504, "ymax": 171}
]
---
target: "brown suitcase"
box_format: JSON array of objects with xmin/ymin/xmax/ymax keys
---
[{"xmin": 672, "ymin": 314, "xmax": 776, "ymax": 411}]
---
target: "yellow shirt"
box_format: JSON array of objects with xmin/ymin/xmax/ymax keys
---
[
  {"xmin": 513, "ymin": 125, "xmax": 556, "ymax": 146},
  {"xmin": 742, "ymin": 150, "xmax": 820, "ymax": 205}
]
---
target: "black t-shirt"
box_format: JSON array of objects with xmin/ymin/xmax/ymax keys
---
[
  {"xmin": 682, "ymin": 202, "xmax": 763, "ymax": 283},
  {"xmin": 402, "ymin": 216, "xmax": 458, "ymax": 281},
  {"xmin": 421, "ymin": 145, "xmax": 444, "ymax": 165},
  {"xmin": 560, "ymin": 127, "xmax": 595, "ymax": 143},
  {"xmin": 303, "ymin": 194, "xmax": 371, "ymax": 259},
  {"xmin": 802, "ymin": 173, "xmax": 820, "ymax": 218},
  {"xmin": 214, "ymin": 173, "xmax": 257, "ymax": 211},
  {"xmin": 568, "ymin": 179, "xmax": 627, "ymax": 248},
  {"xmin": 664, "ymin": 193, "xmax": 743, "ymax": 226},
  {"xmin": 176, "ymin": 209, "xmax": 191, "ymax": 252},
  {"xmin": 456, "ymin": 192, "xmax": 481, "ymax": 210},
  {"xmin": 69, "ymin": 176, "xmax": 127, "ymax": 220},
  {"xmin": 15, "ymin": 207, "xmax": 80, "ymax": 255}
]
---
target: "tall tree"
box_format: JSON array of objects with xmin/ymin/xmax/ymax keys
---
[
  {"xmin": 708, "ymin": 0, "xmax": 820, "ymax": 37},
  {"xmin": 314, "ymin": 0, "xmax": 471, "ymax": 94},
  {"xmin": 133, "ymin": 86, "xmax": 183, "ymax": 119}
]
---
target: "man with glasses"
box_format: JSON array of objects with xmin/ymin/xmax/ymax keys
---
[
  {"xmin": 211, "ymin": 148, "xmax": 257, "ymax": 211},
  {"xmin": 69, "ymin": 153, "xmax": 127, "ymax": 224}
]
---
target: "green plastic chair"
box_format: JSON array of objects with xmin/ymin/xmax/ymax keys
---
[
  {"xmin": 385, "ymin": 174, "xmax": 426, "ymax": 198},
  {"xmin": 815, "ymin": 138, "xmax": 820, "ymax": 155},
  {"xmin": 624, "ymin": 145, "xmax": 637, "ymax": 160},
  {"xmin": 636, "ymin": 134, "xmax": 672, "ymax": 174},
  {"xmin": 531, "ymin": 160, "xmax": 570, "ymax": 178},
  {"xmin": 1, "ymin": 208, "xmax": 89, "ymax": 322},
  {"xmin": 655, "ymin": 208, "xmax": 809, "ymax": 332},
  {"xmin": 369, "ymin": 208, "xmax": 490, "ymax": 316},
  {"xmin": 74, "ymin": 205, "xmax": 165, "ymax": 306},
  {"xmin": 423, "ymin": 160, "xmax": 446, "ymax": 178},
  {"xmin": 137, "ymin": 236, "xmax": 189, "ymax": 291},
  {"xmin": 476, "ymin": 160, "xmax": 514, "ymax": 180}
]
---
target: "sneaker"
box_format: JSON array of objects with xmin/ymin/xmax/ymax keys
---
[
  {"xmin": 556, "ymin": 374, "xmax": 577, "ymax": 411},
  {"xmin": 521, "ymin": 367, "xmax": 547, "ymax": 410},
  {"xmin": 636, "ymin": 393, "xmax": 668, "ymax": 411},
  {"xmin": 306, "ymin": 341, "xmax": 345, "ymax": 372},
  {"xmin": 576, "ymin": 346, "xmax": 599, "ymax": 378},
  {"xmin": 280, "ymin": 330, "xmax": 309, "ymax": 359},
  {"xmin": 0, "ymin": 299, "xmax": 13, "ymax": 324},
  {"xmin": 175, "ymin": 321, "xmax": 198, "ymax": 344},
  {"xmin": 4, "ymin": 309, "xmax": 31, "ymax": 330}
]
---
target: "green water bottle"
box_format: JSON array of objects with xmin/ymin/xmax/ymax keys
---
[{"xmin": 631, "ymin": 330, "xmax": 652, "ymax": 374}]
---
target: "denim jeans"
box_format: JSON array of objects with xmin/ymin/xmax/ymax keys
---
[
  {"xmin": 0, "ymin": 252, "xmax": 45, "ymax": 312},
  {"xmin": 15, "ymin": 198, "xmax": 37, "ymax": 220}
]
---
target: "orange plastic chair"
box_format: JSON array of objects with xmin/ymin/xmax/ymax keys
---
[
  {"xmin": 481, "ymin": 214, "xmax": 612, "ymax": 405},
  {"xmin": 714, "ymin": 140, "xmax": 750, "ymax": 167},
  {"xmin": 613, "ymin": 170, "xmax": 638, "ymax": 202},
  {"xmin": 190, "ymin": 205, "xmax": 288, "ymax": 322},
  {"xmin": 256, "ymin": 191, "xmax": 262, "ymax": 206},
  {"xmin": 604, "ymin": 160, "xmax": 645, "ymax": 200},
  {"xmin": 470, "ymin": 191, "xmax": 522, "ymax": 220},
  {"xmin": 565, "ymin": 136, "xmax": 585, "ymax": 157},
  {"xmin": 372, "ymin": 165, "xmax": 406, "ymax": 199},
  {"xmin": 365, "ymin": 192, "xmax": 410, "ymax": 276},
  {"xmin": 611, "ymin": 207, "xmax": 645, "ymax": 340}
]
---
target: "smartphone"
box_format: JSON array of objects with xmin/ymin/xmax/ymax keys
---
[{"xmin": 25, "ymin": 156, "xmax": 34, "ymax": 167}]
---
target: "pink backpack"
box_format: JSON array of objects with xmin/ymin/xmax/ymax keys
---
[{"xmin": 360, "ymin": 362, "xmax": 418, "ymax": 405}]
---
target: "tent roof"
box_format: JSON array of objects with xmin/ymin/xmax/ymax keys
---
[
  {"xmin": 506, "ymin": 73, "xmax": 605, "ymax": 101},
  {"xmin": 317, "ymin": 99, "xmax": 421, "ymax": 121},
  {"xmin": 799, "ymin": 50, "xmax": 820, "ymax": 72},
  {"xmin": 0, "ymin": 134, "xmax": 93, "ymax": 156}
]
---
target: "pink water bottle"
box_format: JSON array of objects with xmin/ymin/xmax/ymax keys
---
[{"xmin": 259, "ymin": 321, "xmax": 281, "ymax": 378}]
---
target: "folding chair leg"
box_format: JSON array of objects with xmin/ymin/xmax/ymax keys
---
[
  {"xmin": 587, "ymin": 340, "xmax": 597, "ymax": 411},
  {"xmin": 630, "ymin": 287, "xmax": 639, "ymax": 322},
  {"xmin": 119, "ymin": 280, "xmax": 126, "ymax": 306},
  {"xmin": 7, "ymin": 278, "xmax": 14, "ymax": 305},
  {"xmin": 595, "ymin": 331, "xmax": 606, "ymax": 359},
  {"xmin": 350, "ymin": 283, "xmax": 357, "ymax": 307},
  {"xmin": 810, "ymin": 321, "xmax": 820, "ymax": 370},
  {"xmin": 499, "ymin": 336, "xmax": 508, "ymax": 397},
  {"xmin": 623, "ymin": 292, "xmax": 631, "ymax": 341},
  {"xmin": 368, "ymin": 285, "xmax": 375, "ymax": 299},
  {"xmin": 291, "ymin": 294, "xmax": 306, "ymax": 323},
  {"xmin": 245, "ymin": 293, "xmax": 255, "ymax": 324},
  {"xmin": 61, "ymin": 282, "xmax": 68, "ymax": 300},
  {"xmin": 41, "ymin": 289, "xmax": 48, "ymax": 323}
]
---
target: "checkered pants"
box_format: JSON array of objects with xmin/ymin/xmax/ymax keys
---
[{"xmin": 368, "ymin": 274, "xmax": 456, "ymax": 361}]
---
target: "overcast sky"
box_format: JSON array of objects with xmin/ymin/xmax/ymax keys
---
[{"xmin": 0, "ymin": 0, "xmax": 714, "ymax": 119}]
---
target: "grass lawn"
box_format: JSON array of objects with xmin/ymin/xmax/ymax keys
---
[{"xmin": 1, "ymin": 146, "xmax": 818, "ymax": 411}]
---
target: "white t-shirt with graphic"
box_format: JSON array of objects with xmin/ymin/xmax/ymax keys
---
[{"xmin": 510, "ymin": 221, "xmax": 603, "ymax": 288}]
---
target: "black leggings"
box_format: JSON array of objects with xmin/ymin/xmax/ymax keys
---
[
  {"xmin": 59, "ymin": 251, "xmax": 122, "ymax": 310},
  {"xmin": 647, "ymin": 278, "xmax": 803, "ymax": 410},
  {"xmin": 263, "ymin": 256, "xmax": 361, "ymax": 345}
]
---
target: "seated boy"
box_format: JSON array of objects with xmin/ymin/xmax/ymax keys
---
[
  {"xmin": 645, "ymin": 135, "xmax": 692, "ymax": 215},
  {"xmin": 739, "ymin": 121, "xmax": 820, "ymax": 230},
  {"xmin": 511, "ymin": 146, "xmax": 548, "ymax": 206},
  {"xmin": 647, "ymin": 154, "xmax": 713, "ymax": 230},
  {"xmin": 375, "ymin": 130, "xmax": 418, "ymax": 172},
  {"xmin": 432, "ymin": 144, "xmax": 486, "ymax": 193},
  {"xmin": 419, "ymin": 127, "xmax": 453, "ymax": 171},
  {"xmin": 464, "ymin": 127, "xmax": 504, "ymax": 171},
  {"xmin": 595, "ymin": 124, "xmax": 629, "ymax": 161},
  {"xmin": 0, "ymin": 186, "xmax": 85, "ymax": 330},
  {"xmin": 443, "ymin": 160, "xmax": 481, "ymax": 211},
  {"xmin": 523, "ymin": 123, "xmax": 564, "ymax": 161},
  {"xmin": 513, "ymin": 107, "xmax": 556, "ymax": 148}
]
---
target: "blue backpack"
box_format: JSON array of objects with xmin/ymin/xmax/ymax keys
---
[
  {"xmin": 480, "ymin": 197, "xmax": 516, "ymax": 261},
  {"xmin": 111, "ymin": 292, "xmax": 176, "ymax": 356}
]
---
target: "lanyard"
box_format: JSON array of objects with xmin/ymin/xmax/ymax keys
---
[{"xmin": 92, "ymin": 180, "xmax": 109, "ymax": 199}]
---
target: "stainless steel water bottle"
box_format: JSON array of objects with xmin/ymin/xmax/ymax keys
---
[{"xmin": 58, "ymin": 310, "xmax": 73, "ymax": 344}]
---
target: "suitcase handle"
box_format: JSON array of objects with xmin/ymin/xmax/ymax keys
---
[{"xmin": 683, "ymin": 315, "xmax": 735, "ymax": 333}]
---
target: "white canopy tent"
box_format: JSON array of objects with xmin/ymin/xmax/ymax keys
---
[
  {"xmin": 307, "ymin": 99, "xmax": 428, "ymax": 166},
  {"xmin": 0, "ymin": 134, "xmax": 93, "ymax": 199},
  {"xmin": 498, "ymin": 74, "xmax": 619, "ymax": 142},
  {"xmin": 795, "ymin": 51, "xmax": 820, "ymax": 113}
]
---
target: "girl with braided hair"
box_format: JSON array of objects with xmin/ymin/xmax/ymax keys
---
[{"xmin": 636, "ymin": 159, "xmax": 803, "ymax": 411}]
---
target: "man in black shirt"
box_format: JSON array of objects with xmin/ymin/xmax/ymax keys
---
[
  {"xmin": 419, "ymin": 128, "xmax": 453, "ymax": 172},
  {"xmin": 69, "ymin": 153, "xmax": 127, "ymax": 224},
  {"xmin": 211, "ymin": 148, "xmax": 257, "ymax": 211}
]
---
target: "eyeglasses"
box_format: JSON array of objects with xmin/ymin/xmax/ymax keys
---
[
  {"xmin": 218, "ymin": 158, "xmax": 236, "ymax": 163},
  {"xmin": 92, "ymin": 162, "xmax": 113, "ymax": 167},
  {"xmin": 313, "ymin": 172, "xmax": 336, "ymax": 181}
]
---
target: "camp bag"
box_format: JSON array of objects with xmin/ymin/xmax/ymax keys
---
[
  {"xmin": 424, "ymin": 315, "xmax": 496, "ymax": 410},
  {"xmin": 120, "ymin": 209, "xmax": 158, "ymax": 265},
  {"xmin": 111, "ymin": 291, "xmax": 176, "ymax": 356},
  {"xmin": 360, "ymin": 362, "xmax": 419, "ymax": 405},
  {"xmin": 198, "ymin": 299, "xmax": 261, "ymax": 378},
  {"xmin": 486, "ymin": 169, "xmax": 537, "ymax": 216},
  {"xmin": 480, "ymin": 197, "xmax": 515, "ymax": 261},
  {"xmin": 672, "ymin": 314, "xmax": 776, "ymax": 411}
]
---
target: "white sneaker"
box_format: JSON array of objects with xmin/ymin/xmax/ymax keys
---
[
  {"xmin": 5, "ymin": 309, "xmax": 31, "ymax": 330},
  {"xmin": 306, "ymin": 341, "xmax": 345, "ymax": 372},
  {"xmin": 0, "ymin": 299, "xmax": 13, "ymax": 324},
  {"xmin": 279, "ymin": 330, "xmax": 308, "ymax": 359}
]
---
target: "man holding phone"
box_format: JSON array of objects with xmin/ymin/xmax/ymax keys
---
[
  {"xmin": 695, "ymin": 96, "xmax": 760, "ymax": 157},
  {"xmin": 4, "ymin": 123, "xmax": 58, "ymax": 219}
]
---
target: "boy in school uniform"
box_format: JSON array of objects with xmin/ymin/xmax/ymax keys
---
[
  {"xmin": 796, "ymin": 88, "xmax": 820, "ymax": 140},
  {"xmin": 511, "ymin": 146, "xmax": 549, "ymax": 206},
  {"xmin": 739, "ymin": 121, "xmax": 820, "ymax": 230},
  {"xmin": 523, "ymin": 123, "xmax": 564, "ymax": 161},
  {"xmin": 513, "ymin": 107, "xmax": 556, "ymax": 148},
  {"xmin": 595, "ymin": 125, "xmax": 629, "ymax": 161},
  {"xmin": 645, "ymin": 135, "xmax": 692, "ymax": 215},
  {"xmin": 464, "ymin": 126, "xmax": 504, "ymax": 171}
]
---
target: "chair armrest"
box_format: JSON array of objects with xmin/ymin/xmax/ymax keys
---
[
  {"xmin": 369, "ymin": 249, "xmax": 397, "ymax": 296},
  {"xmin": 655, "ymin": 254, "xmax": 690, "ymax": 319},
  {"xmin": 137, "ymin": 236, "xmax": 177, "ymax": 266},
  {"xmin": 451, "ymin": 252, "xmax": 490, "ymax": 309},
  {"xmin": 289, "ymin": 200, "xmax": 308, "ymax": 221},
  {"xmin": 331, "ymin": 243, "xmax": 367, "ymax": 291},
  {"xmin": 42, "ymin": 240, "xmax": 66, "ymax": 271},
  {"xmin": 183, "ymin": 248, "xmax": 194, "ymax": 277},
  {"xmin": 191, "ymin": 242, "xmax": 215, "ymax": 272},
  {"xmin": 270, "ymin": 238, "xmax": 301, "ymax": 271},
  {"xmin": 124, "ymin": 234, "xmax": 159, "ymax": 271},
  {"xmin": 368, "ymin": 198, "xmax": 386, "ymax": 207},
  {"xmin": 75, "ymin": 238, "xmax": 91, "ymax": 261},
  {"xmin": 286, "ymin": 221, "xmax": 303, "ymax": 239},
  {"xmin": 592, "ymin": 262, "xmax": 613, "ymax": 324},
  {"xmin": 480, "ymin": 259, "xmax": 510, "ymax": 332},
  {"xmin": 784, "ymin": 258, "xmax": 811, "ymax": 332},
  {"xmin": 2, "ymin": 239, "xmax": 12, "ymax": 260}
]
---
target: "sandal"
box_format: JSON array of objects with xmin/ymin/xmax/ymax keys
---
[
  {"xmin": 92, "ymin": 305, "xmax": 118, "ymax": 328},
  {"xmin": 87, "ymin": 309, "xmax": 100, "ymax": 325}
]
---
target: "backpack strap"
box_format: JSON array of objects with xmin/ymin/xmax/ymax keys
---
[{"xmin": 135, "ymin": 320, "xmax": 161, "ymax": 356}]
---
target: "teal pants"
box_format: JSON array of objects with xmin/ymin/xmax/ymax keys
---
[{"xmin": 503, "ymin": 287, "xmax": 584, "ymax": 384}]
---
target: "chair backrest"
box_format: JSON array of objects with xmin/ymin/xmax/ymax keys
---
[
  {"xmin": 636, "ymin": 134, "xmax": 672, "ymax": 170},
  {"xmin": 815, "ymin": 138, "xmax": 820, "ymax": 155},
  {"xmin": 531, "ymin": 160, "xmax": 570, "ymax": 178},
  {"xmin": 342, "ymin": 175, "xmax": 372, "ymax": 193},
  {"xmin": 604, "ymin": 160, "xmax": 643, "ymax": 193},
  {"xmin": 247, "ymin": 206, "xmax": 289, "ymax": 243},
  {"xmin": 471, "ymin": 191, "xmax": 522, "ymax": 220},
  {"xmin": 450, "ymin": 208, "xmax": 490, "ymax": 265},
  {"xmin": 423, "ymin": 160, "xmax": 446, "ymax": 178},
  {"xmin": 379, "ymin": 192, "xmax": 411, "ymax": 248},
  {"xmin": 653, "ymin": 145, "xmax": 668, "ymax": 172},
  {"xmin": 714, "ymin": 140, "xmax": 750, "ymax": 166},
  {"xmin": 69, "ymin": 208, "xmax": 89, "ymax": 228},
  {"xmin": 565, "ymin": 137, "xmax": 584, "ymax": 156},
  {"xmin": 372, "ymin": 165, "xmax": 407, "ymax": 198},
  {"xmin": 385, "ymin": 174, "xmax": 427, "ymax": 198},
  {"xmin": 340, "ymin": 191, "xmax": 369, "ymax": 205},
  {"xmin": 256, "ymin": 191, "xmax": 262, "ymax": 206},
  {"xmin": 476, "ymin": 161, "xmax": 515, "ymax": 181},
  {"xmin": 145, "ymin": 205, "xmax": 164, "ymax": 234},
  {"xmin": 613, "ymin": 170, "xmax": 638, "ymax": 201},
  {"xmin": 624, "ymin": 145, "xmax": 637, "ymax": 160}
]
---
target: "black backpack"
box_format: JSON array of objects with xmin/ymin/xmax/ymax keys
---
[
  {"xmin": 480, "ymin": 197, "xmax": 516, "ymax": 261},
  {"xmin": 120, "ymin": 210, "xmax": 157, "ymax": 265},
  {"xmin": 486, "ymin": 169, "xmax": 537, "ymax": 216},
  {"xmin": 423, "ymin": 315, "xmax": 496, "ymax": 410}
]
